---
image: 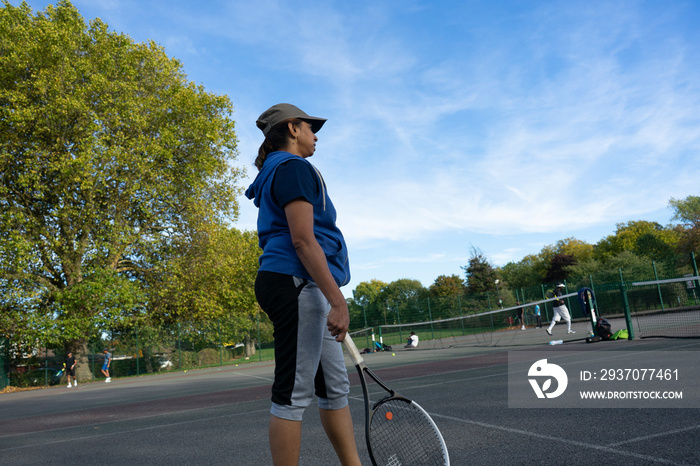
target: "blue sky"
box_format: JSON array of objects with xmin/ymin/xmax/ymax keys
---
[{"xmin": 15, "ymin": 0, "xmax": 700, "ymax": 297}]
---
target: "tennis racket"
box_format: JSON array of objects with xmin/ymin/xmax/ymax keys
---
[
  {"xmin": 343, "ymin": 334, "xmax": 450, "ymax": 466},
  {"xmin": 544, "ymin": 289, "xmax": 555, "ymax": 300}
]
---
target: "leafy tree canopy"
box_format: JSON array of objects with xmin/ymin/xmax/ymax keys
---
[
  {"xmin": 380, "ymin": 278, "xmax": 427, "ymax": 304},
  {"xmin": 555, "ymin": 237, "xmax": 594, "ymax": 262},
  {"xmin": 462, "ymin": 246, "xmax": 498, "ymax": 294},
  {"xmin": 594, "ymin": 221, "xmax": 679, "ymax": 261},
  {"xmin": 351, "ymin": 279, "xmax": 387, "ymax": 308},
  {"xmin": 566, "ymin": 250, "xmax": 665, "ymax": 284},
  {"xmin": 670, "ymin": 195, "xmax": 700, "ymax": 255},
  {"xmin": 670, "ymin": 196, "xmax": 700, "ymax": 227},
  {"xmin": 0, "ymin": 1, "xmax": 242, "ymax": 356},
  {"xmin": 500, "ymin": 253, "xmax": 545, "ymax": 289},
  {"xmin": 544, "ymin": 253, "xmax": 576, "ymax": 284},
  {"xmin": 429, "ymin": 274, "xmax": 465, "ymax": 296}
]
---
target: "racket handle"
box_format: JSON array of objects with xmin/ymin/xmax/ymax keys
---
[{"xmin": 342, "ymin": 334, "xmax": 365, "ymax": 366}]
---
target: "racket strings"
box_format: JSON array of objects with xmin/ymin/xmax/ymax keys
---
[{"xmin": 369, "ymin": 398, "xmax": 447, "ymax": 465}]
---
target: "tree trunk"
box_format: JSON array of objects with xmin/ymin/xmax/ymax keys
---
[
  {"xmin": 244, "ymin": 335, "xmax": 256, "ymax": 358},
  {"xmin": 144, "ymin": 346, "xmax": 154, "ymax": 373},
  {"xmin": 74, "ymin": 340, "xmax": 94, "ymax": 382}
]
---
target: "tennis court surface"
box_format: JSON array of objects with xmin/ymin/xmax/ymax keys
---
[{"xmin": 2, "ymin": 336, "xmax": 699, "ymax": 465}]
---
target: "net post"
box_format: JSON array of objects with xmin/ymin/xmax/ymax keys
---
[
  {"xmin": 577, "ymin": 287, "xmax": 598, "ymax": 335},
  {"xmin": 618, "ymin": 268, "xmax": 635, "ymax": 340}
]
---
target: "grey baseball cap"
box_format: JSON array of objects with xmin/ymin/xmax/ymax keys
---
[{"xmin": 256, "ymin": 103, "xmax": 327, "ymax": 137}]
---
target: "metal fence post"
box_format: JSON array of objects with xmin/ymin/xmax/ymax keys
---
[
  {"xmin": 0, "ymin": 337, "xmax": 8, "ymax": 390},
  {"xmin": 218, "ymin": 319, "xmax": 223, "ymax": 366},
  {"xmin": 692, "ymin": 252, "xmax": 700, "ymax": 305},
  {"xmin": 427, "ymin": 297, "xmax": 435, "ymax": 340},
  {"xmin": 618, "ymin": 268, "xmax": 635, "ymax": 340},
  {"xmin": 177, "ymin": 322, "xmax": 182, "ymax": 370},
  {"xmin": 136, "ymin": 326, "xmax": 140, "ymax": 376},
  {"xmin": 257, "ymin": 313, "xmax": 263, "ymax": 362}
]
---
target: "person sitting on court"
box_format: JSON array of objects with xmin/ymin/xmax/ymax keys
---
[
  {"xmin": 405, "ymin": 331, "xmax": 419, "ymax": 348},
  {"xmin": 546, "ymin": 283, "xmax": 575, "ymax": 335}
]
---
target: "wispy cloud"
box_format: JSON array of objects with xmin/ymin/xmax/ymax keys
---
[{"xmin": 17, "ymin": 0, "xmax": 700, "ymax": 293}]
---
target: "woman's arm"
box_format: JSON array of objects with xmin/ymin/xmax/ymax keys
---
[{"xmin": 284, "ymin": 199, "xmax": 349, "ymax": 341}]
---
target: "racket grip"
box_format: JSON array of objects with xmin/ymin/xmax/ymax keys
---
[{"xmin": 342, "ymin": 334, "xmax": 365, "ymax": 365}]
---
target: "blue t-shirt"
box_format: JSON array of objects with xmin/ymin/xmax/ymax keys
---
[{"xmin": 273, "ymin": 159, "xmax": 317, "ymax": 207}]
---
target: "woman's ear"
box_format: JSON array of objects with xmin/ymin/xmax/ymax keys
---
[{"xmin": 287, "ymin": 121, "xmax": 298, "ymax": 137}]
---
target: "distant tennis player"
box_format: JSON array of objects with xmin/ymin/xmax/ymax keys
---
[
  {"xmin": 546, "ymin": 284, "xmax": 575, "ymax": 335},
  {"xmin": 64, "ymin": 351, "xmax": 77, "ymax": 388},
  {"xmin": 534, "ymin": 303, "xmax": 542, "ymax": 328},
  {"xmin": 101, "ymin": 348, "xmax": 112, "ymax": 383}
]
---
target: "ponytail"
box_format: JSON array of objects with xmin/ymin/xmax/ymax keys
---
[{"xmin": 254, "ymin": 118, "xmax": 303, "ymax": 171}]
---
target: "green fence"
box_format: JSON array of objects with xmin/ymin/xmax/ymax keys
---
[
  {"xmin": 3, "ymin": 255, "xmax": 700, "ymax": 390},
  {"xmin": 1, "ymin": 318, "xmax": 274, "ymax": 390}
]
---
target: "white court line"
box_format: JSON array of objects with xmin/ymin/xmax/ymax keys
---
[
  {"xmin": 230, "ymin": 371, "xmax": 274, "ymax": 382},
  {"xmin": 432, "ymin": 412, "xmax": 691, "ymax": 465},
  {"xmin": 606, "ymin": 424, "xmax": 700, "ymax": 448},
  {"xmin": 353, "ymin": 343, "xmax": 700, "ymax": 465}
]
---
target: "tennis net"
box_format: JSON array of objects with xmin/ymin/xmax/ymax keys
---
[
  {"xmin": 376, "ymin": 292, "xmax": 583, "ymax": 349},
  {"xmin": 627, "ymin": 276, "xmax": 700, "ymax": 338}
]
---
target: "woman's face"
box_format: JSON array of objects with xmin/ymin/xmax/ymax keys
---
[{"xmin": 291, "ymin": 121, "xmax": 317, "ymax": 158}]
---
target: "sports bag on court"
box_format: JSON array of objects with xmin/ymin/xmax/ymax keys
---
[{"xmin": 597, "ymin": 318, "xmax": 613, "ymax": 340}]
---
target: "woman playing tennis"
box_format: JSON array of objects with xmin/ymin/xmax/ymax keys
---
[{"xmin": 245, "ymin": 104, "xmax": 361, "ymax": 466}]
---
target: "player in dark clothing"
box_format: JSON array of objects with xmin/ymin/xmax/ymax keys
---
[{"xmin": 65, "ymin": 351, "xmax": 77, "ymax": 388}]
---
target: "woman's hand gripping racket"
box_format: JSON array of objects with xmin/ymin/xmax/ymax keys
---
[{"xmin": 342, "ymin": 334, "xmax": 450, "ymax": 466}]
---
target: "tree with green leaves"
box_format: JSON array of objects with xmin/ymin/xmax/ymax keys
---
[
  {"xmin": 594, "ymin": 221, "xmax": 678, "ymax": 262},
  {"xmin": 143, "ymin": 225, "xmax": 264, "ymax": 358},
  {"xmin": 566, "ymin": 250, "xmax": 668, "ymax": 285},
  {"xmin": 462, "ymin": 247, "xmax": 499, "ymax": 294},
  {"xmin": 555, "ymin": 237, "xmax": 594, "ymax": 262},
  {"xmin": 670, "ymin": 195, "xmax": 700, "ymax": 256},
  {"xmin": 544, "ymin": 253, "xmax": 576, "ymax": 284},
  {"xmin": 349, "ymin": 279, "xmax": 387, "ymax": 329},
  {"xmin": 0, "ymin": 1, "xmax": 242, "ymax": 379},
  {"xmin": 429, "ymin": 274, "xmax": 465, "ymax": 296},
  {"xmin": 376, "ymin": 279, "xmax": 428, "ymax": 325}
]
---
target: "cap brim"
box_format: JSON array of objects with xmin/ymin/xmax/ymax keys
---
[{"xmin": 302, "ymin": 117, "xmax": 326, "ymax": 133}]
